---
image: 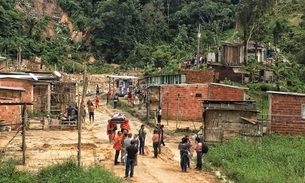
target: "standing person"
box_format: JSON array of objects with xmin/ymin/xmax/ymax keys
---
[
  {"xmin": 95, "ymin": 95, "xmax": 100, "ymax": 108},
  {"xmin": 152, "ymin": 129, "xmax": 160, "ymax": 158},
  {"xmin": 122, "ymin": 133, "xmax": 133, "ymax": 164},
  {"xmin": 88, "ymin": 103, "xmax": 95, "ymax": 123},
  {"xmin": 107, "ymin": 120, "xmax": 117, "ymax": 143},
  {"xmin": 120, "ymin": 118, "xmax": 131, "ymax": 132},
  {"xmin": 185, "ymin": 135, "xmax": 192, "ymax": 168},
  {"xmin": 194, "ymin": 137, "xmax": 203, "ymax": 170},
  {"xmin": 113, "ymin": 131, "xmax": 122, "ymax": 165},
  {"xmin": 138, "ymin": 124, "xmax": 146, "ymax": 155},
  {"xmin": 66, "ymin": 105, "xmax": 73, "ymax": 118},
  {"xmin": 113, "ymin": 93, "xmax": 119, "ymax": 109},
  {"xmin": 133, "ymin": 134, "xmax": 139, "ymax": 165},
  {"xmin": 178, "ymin": 137, "xmax": 190, "ymax": 172},
  {"xmin": 160, "ymin": 124, "xmax": 165, "ymax": 146},
  {"xmin": 96, "ymin": 84, "xmax": 100, "ymax": 95},
  {"xmin": 120, "ymin": 131, "xmax": 128, "ymax": 163},
  {"xmin": 157, "ymin": 106, "xmax": 162, "ymax": 124},
  {"xmin": 155, "ymin": 124, "xmax": 162, "ymax": 153},
  {"xmin": 123, "ymin": 140, "xmax": 138, "ymax": 178},
  {"xmin": 86, "ymin": 100, "xmax": 93, "ymax": 113}
]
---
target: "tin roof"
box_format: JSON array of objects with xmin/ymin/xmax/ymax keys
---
[
  {"xmin": 107, "ymin": 75, "xmax": 138, "ymax": 79},
  {"xmin": 267, "ymin": 91, "xmax": 305, "ymax": 97},
  {"xmin": 0, "ymin": 72, "xmax": 60, "ymax": 81},
  {"xmin": 0, "ymin": 86, "xmax": 26, "ymax": 91},
  {"xmin": 210, "ymin": 83, "xmax": 248, "ymax": 90}
]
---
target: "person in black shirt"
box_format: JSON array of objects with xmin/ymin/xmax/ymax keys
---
[{"xmin": 123, "ymin": 140, "xmax": 138, "ymax": 178}]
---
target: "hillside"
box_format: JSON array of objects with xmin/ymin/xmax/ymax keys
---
[{"xmin": 1, "ymin": 0, "xmax": 305, "ymax": 91}]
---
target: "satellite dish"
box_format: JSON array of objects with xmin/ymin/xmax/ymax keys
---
[
  {"xmin": 29, "ymin": 73, "xmax": 38, "ymax": 81},
  {"xmin": 54, "ymin": 71, "xmax": 61, "ymax": 77}
]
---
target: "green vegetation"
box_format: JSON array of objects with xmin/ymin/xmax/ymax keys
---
[
  {"xmin": 0, "ymin": 159, "xmax": 121, "ymax": 183},
  {"xmin": 204, "ymin": 134, "xmax": 305, "ymax": 183}
]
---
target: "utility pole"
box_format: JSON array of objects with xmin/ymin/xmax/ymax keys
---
[
  {"xmin": 197, "ymin": 24, "xmax": 201, "ymax": 69},
  {"xmin": 78, "ymin": 65, "xmax": 88, "ymax": 167}
]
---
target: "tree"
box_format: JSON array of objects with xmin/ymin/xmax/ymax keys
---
[{"xmin": 236, "ymin": 0, "xmax": 276, "ymax": 65}]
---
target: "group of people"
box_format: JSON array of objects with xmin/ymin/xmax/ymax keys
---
[
  {"xmin": 178, "ymin": 136, "xmax": 205, "ymax": 172},
  {"xmin": 111, "ymin": 120, "xmax": 145, "ymax": 178}
]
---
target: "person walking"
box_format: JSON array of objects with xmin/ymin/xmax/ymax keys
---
[
  {"xmin": 178, "ymin": 137, "xmax": 190, "ymax": 172},
  {"xmin": 138, "ymin": 124, "xmax": 146, "ymax": 155},
  {"xmin": 113, "ymin": 131, "xmax": 122, "ymax": 165},
  {"xmin": 152, "ymin": 129, "xmax": 160, "ymax": 158},
  {"xmin": 194, "ymin": 137, "xmax": 203, "ymax": 170},
  {"xmin": 123, "ymin": 140, "xmax": 138, "ymax": 178},
  {"xmin": 113, "ymin": 93, "xmax": 119, "ymax": 108},
  {"xmin": 88, "ymin": 103, "xmax": 95, "ymax": 123},
  {"xmin": 107, "ymin": 120, "xmax": 117, "ymax": 143},
  {"xmin": 95, "ymin": 95, "xmax": 100, "ymax": 108},
  {"xmin": 157, "ymin": 106, "xmax": 162, "ymax": 124},
  {"xmin": 120, "ymin": 118, "xmax": 131, "ymax": 132}
]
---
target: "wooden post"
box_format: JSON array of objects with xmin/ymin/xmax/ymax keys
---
[
  {"xmin": 176, "ymin": 94, "xmax": 180, "ymax": 130},
  {"xmin": 78, "ymin": 65, "xmax": 88, "ymax": 167},
  {"xmin": 22, "ymin": 104, "xmax": 26, "ymax": 165}
]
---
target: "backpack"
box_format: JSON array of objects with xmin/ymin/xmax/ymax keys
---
[{"xmin": 202, "ymin": 142, "xmax": 208, "ymax": 154}]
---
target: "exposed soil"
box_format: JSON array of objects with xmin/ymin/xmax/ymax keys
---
[{"xmin": 0, "ymin": 75, "xmax": 220, "ymax": 183}]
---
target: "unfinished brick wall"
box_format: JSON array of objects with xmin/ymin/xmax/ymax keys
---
[
  {"xmin": 161, "ymin": 84, "xmax": 208, "ymax": 121},
  {"xmin": 0, "ymin": 79, "xmax": 32, "ymax": 128},
  {"xmin": 269, "ymin": 93, "xmax": 305, "ymax": 135},
  {"xmin": 0, "ymin": 78, "xmax": 32, "ymax": 102},
  {"xmin": 179, "ymin": 70, "xmax": 217, "ymax": 83},
  {"xmin": 160, "ymin": 83, "xmax": 245, "ymax": 120},
  {"xmin": 209, "ymin": 83, "xmax": 245, "ymax": 100}
]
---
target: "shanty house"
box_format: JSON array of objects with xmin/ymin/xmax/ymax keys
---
[
  {"xmin": 203, "ymin": 100, "xmax": 261, "ymax": 142},
  {"xmin": 148, "ymin": 83, "xmax": 247, "ymax": 121},
  {"xmin": 0, "ymin": 72, "xmax": 76, "ymax": 127}
]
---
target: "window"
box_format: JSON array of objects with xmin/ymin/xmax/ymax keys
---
[
  {"xmin": 195, "ymin": 93, "xmax": 202, "ymax": 98},
  {"xmin": 301, "ymin": 104, "xmax": 305, "ymax": 119}
]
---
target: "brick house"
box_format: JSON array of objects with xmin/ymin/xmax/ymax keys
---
[
  {"xmin": 0, "ymin": 72, "xmax": 76, "ymax": 127},
  {"xmin": 0, "ymin": 86, "xmax": 26, "ymax": 128},
  {"xmin": 267, "ymin": 91, "xmax": 305, "ymax": 135},
  {"xmin": 179, "ymin": 70, "xmax": 219, "ymax": 83},
  {"xmin": 148, "ymin": 83, "xmax": 247, "ymax": 121}
]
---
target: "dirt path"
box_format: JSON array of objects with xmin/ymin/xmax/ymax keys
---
[{"xmin": 0, "ymin": 97, "xmax": 219, "ymax": 183}]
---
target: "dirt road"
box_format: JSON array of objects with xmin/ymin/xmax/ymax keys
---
[{"xmin": 0, "ymin": 97, "xmax": 219, "ymax": 183}]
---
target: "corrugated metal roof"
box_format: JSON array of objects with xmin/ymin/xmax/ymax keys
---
[
  {"xmin": 210, "ymin": 83, "xmax": 248, "ymax": 90},
  {"xmin": 107, "ymin": 75, "xmax": 138, "ymax": 79},
  {"xmin": 0, "ymin": 86, "xmax": 26, "ymax": 91},
  {"xmin": 0, "ymin": 72, "xmax": 59, "ymax": 81},
  {"xmin": 267, "ymin": 91, "xmax": 305, "ymax": 97}
]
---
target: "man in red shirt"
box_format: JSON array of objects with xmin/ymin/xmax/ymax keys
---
[{"xmin": 113, "ymin": 131, "xmax": 122, "ymax": 165}]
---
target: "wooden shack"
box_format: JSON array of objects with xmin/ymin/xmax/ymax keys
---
[{"xmin": 203, "ymin": 100, "xmax": 261, "ymax": 142}]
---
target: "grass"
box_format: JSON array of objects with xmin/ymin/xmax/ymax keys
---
[
  {"xmin": 204, "ymin": 134, "xmax": 305, "ymax": 183},
  {"xmin": 0, "ymin": 159, "xmax": 121, "ymax": 183}
]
